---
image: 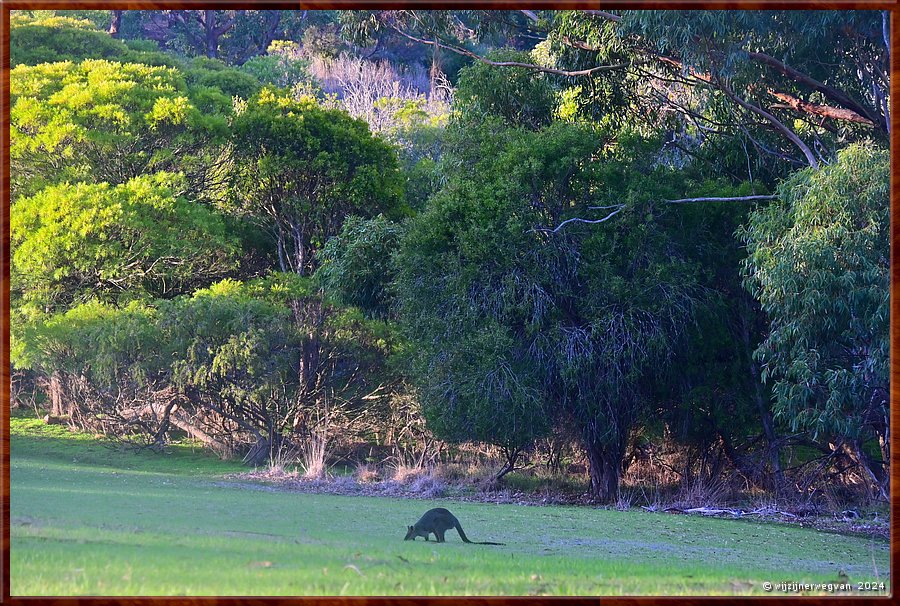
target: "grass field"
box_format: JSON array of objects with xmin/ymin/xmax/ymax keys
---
[{"xmin": 9, "ymin": 415, "xmax": 891, "ymax": 596}]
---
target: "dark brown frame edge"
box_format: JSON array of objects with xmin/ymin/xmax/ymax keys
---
[{"xmin": 0, "ymin": 0, "xmax": 896, "ymax": 604}]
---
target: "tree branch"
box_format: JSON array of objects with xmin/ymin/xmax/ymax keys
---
[
  {"xmin": 552, "ymin": 205, "xmax": 625, "ymax": 232},
  {"xmin": 520, "ymin": 10, "xmax": 539, "ymax": 24},
  {"xmin": 214, "ymin": 9, "xmax": 244, "ymax": 37},
  {"xmin": 747, "ymin": 50, "xmax": 883, "ymax": 129},
  {"xmin": 387, "ymin": 23, "xmax": 627, "ymax": 78},
  {"xmin": 665, "ymin": 195, "xmax": 776, "ymax": 204},
  {"xmin": 719, "ymin": 80, "xmax": 819, "ymax": 169},
  {"xmin": 767, "ymin": 90, "xmax": 875, "ymax": 127}
]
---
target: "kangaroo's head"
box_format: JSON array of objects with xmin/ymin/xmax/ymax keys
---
[{"xmin": 404, "ymin": 525, "xmax": 416, "ymax": 540}]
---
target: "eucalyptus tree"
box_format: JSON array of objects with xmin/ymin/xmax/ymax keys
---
[
  {"xmin": 740, "ymin": 142, "xmax": 889, "ymax": 499},
  {"xmin": 352, "ymin": 10, "xmax": 888, "ymax": 181}
]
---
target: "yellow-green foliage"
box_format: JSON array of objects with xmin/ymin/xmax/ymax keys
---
[
  {"xmin": 11, "ymin": 173, "xmax": 239, "ymax": 315},
  {"xmin": 11, "ymin": 59, "xmax": 230, "ymax": 198}
]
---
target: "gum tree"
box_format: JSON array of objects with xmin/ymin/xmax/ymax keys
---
[{"xmin": 740, "ymin": 142, "xmax": 889, "ymax": 499}]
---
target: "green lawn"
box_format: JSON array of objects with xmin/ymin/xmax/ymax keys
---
[{"xmin": 9, "ymin": 416, "xmax": 890, "ymax": 596}]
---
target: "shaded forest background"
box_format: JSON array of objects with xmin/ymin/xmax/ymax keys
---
[{"xmin": 8, "ymin": 9, "xmax": 890, "ymax": 509}]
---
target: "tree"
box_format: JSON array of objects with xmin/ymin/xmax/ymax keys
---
[
  {"xmin": 10, "ymin": 14, "xmax": 128, "ymax": 67},
  {"xmin": 393, "ymin": 174, "xmax": 556, "ymax": 477},
  {"xmin": 454, "ymin": 49, "xmax": 556, "ymax": 130},
  {"xmin": 13, "ymin": 274, "xmax": 396, "ymax": 464},
  {"xmin": 229, "ymin": 88, "xmax": 404, "ymax": 276},
  {"xmin": 108, "ymin": 10, "xmax": 123, "ymax": 37},
  {"xmin": 361, "ymin": 10, "xmax": 888, "ymax": 182},
  {"xmin": 611, "ymin": 10, "xmax": 889, "ymax": 175},
  {"xmin": 10, "ymin": 59, "xmax": 231, "ymax": 199},
  {"xmin": 740, "ymin": 142, "xmax": 889, "ymax": 499},
  {"xmin": 12, "ymin": 299, "xmax": 164, "ymax": 423},
  {"xmin": 160, "ymin": 278, "xmax": 306, "ymax": 462},
  {"xmin": 316, "ymin": 214, "xmax": 404, "ymax": 319},
  {"xmin": 395, "ymin": 103, "xmax": 703, "ymax": 499},
  {"xmin": 131, "ymin": 10, "xmax": 296, "ymax": 64},
  {"xmin": 10, "ymin": 173, "xmax": 239, "ymax": 315},
  {"xmin": 650, "ymin": 187, "xmax": 786, "ymax": 492}
]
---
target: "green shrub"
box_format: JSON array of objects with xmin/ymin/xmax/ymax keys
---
[{"xmin": 10, "ymin": 20, "xmax": 127, "ymax": 66}]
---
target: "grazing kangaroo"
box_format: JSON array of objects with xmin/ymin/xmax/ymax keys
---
[{"xmin": 404, "ymin": 508, "xmax": 504, "ymax": 545}]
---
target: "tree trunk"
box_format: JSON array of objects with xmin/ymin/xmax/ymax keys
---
[
  {"xmin": 205, "ymin": 10, "xmax": 218, "ymax": 58},
  {"xmin": 493, "ymin": 447, "xmax": 520, "ymax": 483},
  {"xmin": 292, "ymin": 297, "xmax": 324, "ymax": 399},
  {"xmin": 584, "ymin": 435, "xmax": 623, "ymax": 503},
  {"xmin": 851, "ymin": 439, "xmax": 888, "ymax": 501},
  {"xmin": 430, "ymin": 39, "xmax": 442, "ymax": 99},
  {"xmin": 288, "ymin": 223, "xmax": 313, "ymax": 276},
  {"xmin": 257, "ymin": 11, "xmax": 282, "ymax": 59},
  {"xmin": 243, "ymin": 436, "xmax": 273, "ymax": 466},
  {"xmin": 740, "ymin": 294, "xmax": 785, "ymax": 492},
  {"xmin": 108, "ymin": 10, "xmax": 123, "ymax": 38},
  {"xmin": 48, "ymin": 371, "xmax": 65, "ymax": 417},
  {"xmin": 172, "ymin": 416, "xmax": 223, "ymax": 451},
  {"xmin": 275, "ymin": 228, "xmax": 288, "ymax": 273}
]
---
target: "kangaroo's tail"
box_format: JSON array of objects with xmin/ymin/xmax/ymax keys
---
[
  {"xmin": 455, "ymin": 521, "xmax": 504, "ymax": 545},
  {"xmin": 453, "ymin": 521, "xmax": 473, "ymax": 543}
]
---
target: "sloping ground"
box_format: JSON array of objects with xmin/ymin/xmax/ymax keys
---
[{"xmin": 9, "ymin": 417, "xmax": 890, "ymax": 596}]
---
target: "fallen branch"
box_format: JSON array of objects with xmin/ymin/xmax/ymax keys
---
[{"xmin": 684, "ymin": 507, "xmax": 742, "ymax": 516}]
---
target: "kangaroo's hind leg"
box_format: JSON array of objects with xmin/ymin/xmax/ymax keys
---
[{"xmin": 436, "ymin": 529, "xmax": 446, "ymax": 542}]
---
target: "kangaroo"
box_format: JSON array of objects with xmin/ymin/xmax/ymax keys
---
[{"xmin": 403, "ymin": 508, "xmax": 504, "ymax": 545}]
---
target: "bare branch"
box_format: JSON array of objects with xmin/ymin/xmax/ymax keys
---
[
  {"xmin": 665, "ymin": 195, "xmax": 776, "ymax": 204},
  {"xmin": 552, "ymin": 205, "xmax": 625, "ymax": 232},
  {"xmin": 748, "ymin": 50, "xmax": 883, "ymax": 129},
  {"xmin": 767, "ymin": 90, "xmax": 875, "ymax": 127}
]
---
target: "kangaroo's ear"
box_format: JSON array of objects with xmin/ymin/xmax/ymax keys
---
[{"xmin": 408, "ymin": 525, "xmax": 413, "ymax": 531}]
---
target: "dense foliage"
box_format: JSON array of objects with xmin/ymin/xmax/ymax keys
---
[
  {"xmin": 9, "ymin": 10, "xmax": 889, "ymax": 505},
  {"xmin": 11, "ymin": 173, "xmax": 239, "ymax": 313},
  {"xmin": 10, "ymin": 59, "xmax": 232, "ymax": 199},
  {"xmin": 741, "ymin": 143, "xmax": 889, "ymax": 497},
  {"xmin": 230, "ymin": 89, "xmax": 404, "ymax": 275}
]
